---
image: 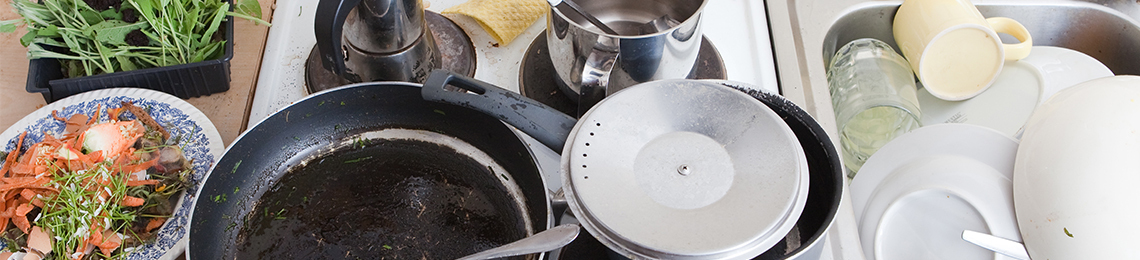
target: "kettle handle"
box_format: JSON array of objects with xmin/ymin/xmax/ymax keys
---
[{"xmin": 315, "ymin": 0, "xmax": 361, "ymax": 75}]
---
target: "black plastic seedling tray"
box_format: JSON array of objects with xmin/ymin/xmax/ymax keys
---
[{"xmin": 24, "ymin": 10, "xmax": 234, "ymax": 103}]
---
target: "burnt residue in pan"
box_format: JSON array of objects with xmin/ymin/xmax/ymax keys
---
[{"xmin": 234, "ymin": 138, "xmax": 528, "ymax": 259}]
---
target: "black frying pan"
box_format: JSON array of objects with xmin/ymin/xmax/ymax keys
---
[{"xmin": 187, "ymin": 82, "xmax": 551, "ymax": 259}]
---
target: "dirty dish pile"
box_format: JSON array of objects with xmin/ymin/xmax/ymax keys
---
[
  {"xmin": 826, "ymin": 0, "xmax": 1036, "ymax": 177},
  {"xmin": 829, "ymin": 0, "xmax": 1138, "ymax": 259},
  {"xmin": 839, "ymin": 38, "xmax": 1134, "ymax": 260}
]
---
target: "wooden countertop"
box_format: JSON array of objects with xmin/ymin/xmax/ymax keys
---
[{"xmin": 0, "ymin": 0, "xmax": 277, "ymax": 146}]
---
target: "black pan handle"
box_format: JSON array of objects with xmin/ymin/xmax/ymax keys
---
[
  {"xmin": 315, "ymin": 0, "xmax": 360, "ymax": 75},
  {"xmin": 423, "ymin": 70, "xmax": 577, "ymax": 152}
]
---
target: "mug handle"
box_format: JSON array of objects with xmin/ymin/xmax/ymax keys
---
[{"xmin": 987, "ymin": 17, "xmax": 1033, "ymax": 61}]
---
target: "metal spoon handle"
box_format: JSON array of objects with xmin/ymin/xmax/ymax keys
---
[
  {"xmin": 961, "ymin": 230, "xmax": 1030, "ymax": 260},
  {"xmin": 457, "ymin": 223, "xmax": 582, "ymax": 260},
  {"xmin": 547, "ymin": 0, "xmax": 620, "ymax": 35}
]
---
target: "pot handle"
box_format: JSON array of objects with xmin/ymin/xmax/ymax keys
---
[
  {"xmin": 423, "ymin": 70, "xmax": 577, "ymax": 152},
  {"xmin": 577, "ymin": 40, "xmax": 619, "ymax": 117},
  {"xmin": 315, "ymin": 0, "xmax": 360, "ymax": 75}
]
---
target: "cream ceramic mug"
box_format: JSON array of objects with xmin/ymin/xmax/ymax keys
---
[{"xmin": 894, "ymin": 0, "xmax": 1032, "ymax": 101}]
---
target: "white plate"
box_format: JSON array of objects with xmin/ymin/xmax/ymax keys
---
[
  {"xmin": 850, "ymin": 124, "xmax": 1021, "ymax": 260},
  {"xmin": 0, "ymin": 88, "xmax": 224, "ymax": 260},
  {"xmin": 917, "ymin": 46, "xmax": 1114, "ymax": 137}
]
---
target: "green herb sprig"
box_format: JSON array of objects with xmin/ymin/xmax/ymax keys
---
[
  {"xmin": 37, "ymin": 162, "xmax": 137, "ymax": 259},
  {"xmin": 2, "ymin": 0, "xmax": 269, "ymax": 77}
]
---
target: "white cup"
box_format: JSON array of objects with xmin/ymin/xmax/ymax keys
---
[{"xmin": 893, "ymin": 0, "xmax": 1033, "ymax": 101}]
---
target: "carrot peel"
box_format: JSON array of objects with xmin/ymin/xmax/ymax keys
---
[
  {"xmin": 120, "ymin": 196, "xmax": 145, "ymax": 207},
  {"xmin": 1, "ymin": 131, "xmax": 28, "ymax": 176},
  {"xmin": 145, "ymin": 218, "xmax": 166, "ymax": 232},
  {"xmin": 15, "ymin": 203, "xmax": 34, "ymax": 217},
  {"xmin": 95, "ymin": 230, "xmax": 122, "ymax": 257},
  {"xmin": 12, "ymin": 214, "xmax": 30, "ymax": 234}
]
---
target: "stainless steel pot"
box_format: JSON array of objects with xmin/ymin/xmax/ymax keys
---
[{"xmin": 547, "ymin": 0, "xmax": 708, "ymax": 115}]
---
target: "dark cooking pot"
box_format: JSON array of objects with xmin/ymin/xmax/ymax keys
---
[
  {"xmin": 187, "ymin": 82, "xmax": 552, "ymax": 259},
  {"xmin": 723, "ymin": 82, "xmax": 843, "ymax": 260}
]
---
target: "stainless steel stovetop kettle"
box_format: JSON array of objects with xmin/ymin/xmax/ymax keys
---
[{"xmin": 314, "ymin": 0, "xmax": 447, "ymax": 84}]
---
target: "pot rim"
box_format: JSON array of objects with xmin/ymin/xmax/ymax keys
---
[{"xmin": 548, "ymin": 0, "xmax": 711, "ymax": 39}]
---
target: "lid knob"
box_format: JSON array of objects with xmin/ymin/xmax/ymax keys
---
[{"xmin": 677, "ymin": 164, "xmax": 692, "ymax": 176}]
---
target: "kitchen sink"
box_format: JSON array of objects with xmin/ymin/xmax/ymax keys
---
[{"xmin": 766, "ymin": 0, "xmax": 1140, "ymax": 259}]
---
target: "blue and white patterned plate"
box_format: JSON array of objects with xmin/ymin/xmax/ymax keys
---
[{"xmin": 0, "ymin": 88, "xmax": 224, "ymax": 260}]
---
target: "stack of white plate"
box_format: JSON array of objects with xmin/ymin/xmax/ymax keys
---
[{"xmin": 850, "ymin": 124, "xmax": 1022, "ymax": 260}]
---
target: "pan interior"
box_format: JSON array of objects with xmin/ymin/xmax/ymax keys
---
[{"xmin": 233, "ymin": 128, "xmax": 532, "ymax": 259}]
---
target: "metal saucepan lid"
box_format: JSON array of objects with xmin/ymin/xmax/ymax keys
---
[
  {"xmin": 422, "ymin": 72, "xmax": 809, "ymax": 259},
  {"xmin": 561, "ymin": 80, "xmax": 809, "ymax": 258}
]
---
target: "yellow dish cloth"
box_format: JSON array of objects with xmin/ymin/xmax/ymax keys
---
[{"xmin": 443, "ymin": 0, "xmax": 546, "ymax": 44}]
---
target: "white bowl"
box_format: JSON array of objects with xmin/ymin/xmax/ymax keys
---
[{"xmin": 1014, "ymin": 75, "xmax": 1140, "ymax": 259}]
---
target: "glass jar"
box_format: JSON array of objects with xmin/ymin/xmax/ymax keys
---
[{"xmin": 827, "ymin": 38, "xmax": 923, "ymax": 178}]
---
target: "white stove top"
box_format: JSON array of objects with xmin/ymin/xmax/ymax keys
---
[
  {"xmin": 248, "ymin": 0, "xmax": 777, "ymax": 122},
  {"xmin": 245, "ymin": 1, "xmax": 856, "ymax": 259}
]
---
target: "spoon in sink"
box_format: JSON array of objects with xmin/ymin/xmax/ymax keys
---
[{"xmin": 962, "ymin": 230, "xmax": 1030, "ymax": 260}]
